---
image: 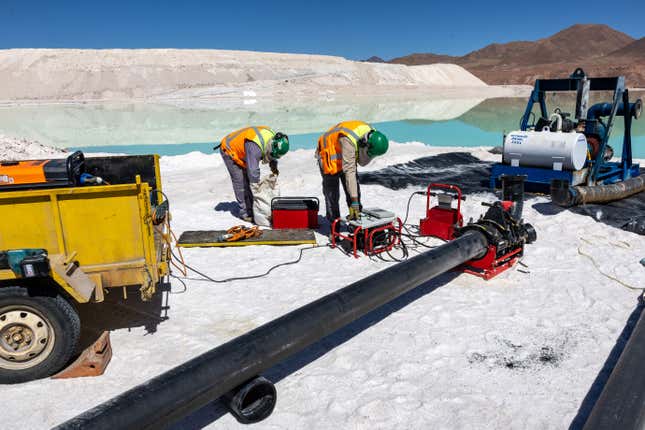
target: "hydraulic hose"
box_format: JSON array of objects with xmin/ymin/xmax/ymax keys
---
[
  {"xmin": 55, "ymin": 231, "xmax": 490, "ymax": 430},
  {"xmin": 552, "ymin": 176, "xmax": 645, "ymax": 207}
]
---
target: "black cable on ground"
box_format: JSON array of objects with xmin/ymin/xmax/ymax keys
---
[
  {"xmin": 169, "ymin": 274, "xmax": 188, "ymax": 294},
  {"xmin": 386, "ymin": 239, "xmax": 409, "ymax": 262},
  {"xmin": 401, "ymin": 231, "xmax": 442, "ymax": 249},
  {"xmin": 170, "ymin": 245, "xmax": 325, "ymax": 284},
  {"xmin": 403, "ymin": 190, "xmax": 427, "ymax": 225}
]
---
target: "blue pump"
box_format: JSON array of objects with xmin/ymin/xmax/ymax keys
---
[{"xmin": 491, "ymin": 68, "xmax": 642, "ymax": 190}]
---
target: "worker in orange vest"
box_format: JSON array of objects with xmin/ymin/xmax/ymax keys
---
[
  {"xmin": 316, "ymin": 120, "xmax": 389, "ymax": 221},
  {"xmin": 219, "ymin": 126, "xmax": 289, "ymax": 222}
]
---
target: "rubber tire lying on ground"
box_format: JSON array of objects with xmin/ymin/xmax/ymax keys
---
[{"xmin": 0, "ymin": 286, "xmax": 81, "ymax": 384}]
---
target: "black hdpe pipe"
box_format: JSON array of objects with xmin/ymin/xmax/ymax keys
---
[
  {"xmin": 582, "ymin": 305, "xmax": 645, "ymax": 430},
  {"xmin": 54, "ymin": 231, "xmax": 492, "ymax": 430},
  {"xmin": 551, "ymin": 176, "xmax": 645, "ymax": 207}
]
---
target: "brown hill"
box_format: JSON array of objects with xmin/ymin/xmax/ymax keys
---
[
  {"xmin": 386, "ymin": 24, "xmax": 644, "ymax": 86},
  {"xmin": 607, "ymin": 37, "xmax": 645, "ymax": 58},
  {"xmin": 390, "ymin": 52, "xmax": 456, "ymax": 65}
]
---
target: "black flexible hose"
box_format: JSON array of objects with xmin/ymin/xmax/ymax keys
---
[{"xmin": 552, "ymin": 176, "xmax": 645, "ymax": 207}]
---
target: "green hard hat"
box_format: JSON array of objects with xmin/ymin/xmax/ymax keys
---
[
  {"xmin": 367, "ymin": 130, "xmax": 389, "ymax": 157},
  {"xmin": 270, "ymin": 132, "xmax": 290, "ymax": 159}
]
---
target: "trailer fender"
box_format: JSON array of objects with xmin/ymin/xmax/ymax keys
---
[{"xmin": 49, "ymin": 254, "xmax": 96, "ymax": 303}]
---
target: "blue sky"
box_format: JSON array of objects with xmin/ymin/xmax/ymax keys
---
[{"xmin": 1, "ymin": 0, "xmax": 643, "ymax": 59}]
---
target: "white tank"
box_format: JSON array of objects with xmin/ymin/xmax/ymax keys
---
[{"xmin": 503, "ymin": 130, "xmax": 588, "ymax": 171}]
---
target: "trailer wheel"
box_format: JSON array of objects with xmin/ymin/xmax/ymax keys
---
[{"xmin": 0, "ymin": 286, "xmax": 80, "ymax": 384}]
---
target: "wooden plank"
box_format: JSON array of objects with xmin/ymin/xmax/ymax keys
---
[{"xmin": 177, "ymin": 229, "xmax": 317, "ymax": 248}]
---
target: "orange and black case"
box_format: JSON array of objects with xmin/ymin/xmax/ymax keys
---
[{"xmin": 0, "ymin": 151, "xmax": 85, "ymax": 191}]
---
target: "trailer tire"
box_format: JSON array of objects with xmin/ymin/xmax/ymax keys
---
[{"xmin": 0, "ymin": 286, "xmax": 80, "ymax": 384}]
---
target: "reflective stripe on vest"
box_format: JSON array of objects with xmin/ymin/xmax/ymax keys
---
[
  {"xmin": 251, "ymin": 126, "xmax": 267, "ymax": 152},
  {"xmin": 323, "ymin": 126, "xmax": 360, "ymax": 146}
]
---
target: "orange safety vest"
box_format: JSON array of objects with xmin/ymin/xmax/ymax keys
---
[
  {"xmin": 317, "ymin": 120, "xmax": 372, "ymax": 175},
  {"xmin": 220, "ymin": 126, "xmax": 274, "ymax": 168}
]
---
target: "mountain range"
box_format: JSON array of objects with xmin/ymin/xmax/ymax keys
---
[{"xmin": 370, "ymin": 25, "xmax": 645, "ymax": 87}]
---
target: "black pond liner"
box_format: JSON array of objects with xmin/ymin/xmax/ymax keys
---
[{"xmin": 358, "ymin": 152, "xmax": 645, "ymax": 236}]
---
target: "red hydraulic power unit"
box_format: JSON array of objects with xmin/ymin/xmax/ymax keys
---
[
  {"xmin": 419, "ymin": 183, "xmax": 464, "ymax": 240},
  {"xmin": 330, "ymin": 208, "xmax": 402, "ymax": 258},
  {"xmin": 271, "ymin": 197, "xmax": 319, "ymax": 229}
]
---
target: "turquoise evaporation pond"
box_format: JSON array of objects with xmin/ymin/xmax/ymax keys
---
[
  {"xmin": 73, "ymin": 118, "xmax": 645, "ymax": 159},
  {"xmin": 1, "ymin": 95, "xmax": 643, "ymax": 158},
  {"xmin": 71, "ymin": 121, "xmax": 504, "ymax": 156}
]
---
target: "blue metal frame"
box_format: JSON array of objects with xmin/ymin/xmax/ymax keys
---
[
  {"xmin": 490, "ymin": 164, "xmax": 576, "ymax": 189},
  {"xmin": 492, "ymin": 70, "xmax": 640, "ymax": 190}
]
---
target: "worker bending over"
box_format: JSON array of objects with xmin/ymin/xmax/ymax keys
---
[
  {"xmin": 316, "ymin": 120, "xmax": 388, "ymax": 221},
  {"xmin": 219, "ymin": 126, "xmax": 289, "ymax": 222}
]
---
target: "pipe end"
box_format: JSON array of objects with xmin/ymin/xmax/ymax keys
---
[
  {"xmin": 224, "ymin": 376, "xmax": 277, "ymax": 424},
  {"xmin": 523, "ymin": 223, "xmax": 537, "ymax": 244}
]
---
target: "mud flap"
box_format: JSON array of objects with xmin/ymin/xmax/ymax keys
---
[{"xmin": 51, "ymin": 331, "xmax": 112, "ymax": 379}]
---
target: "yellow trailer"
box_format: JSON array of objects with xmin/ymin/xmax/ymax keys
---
[{"xmin": 0, "ymin": 154, "xmax": 169, "ymax": 383}]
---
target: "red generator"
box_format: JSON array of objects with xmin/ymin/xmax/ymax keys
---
[
  {"xmin": 271, "ymin": 197, "xmax": 319, "ymax": 229},
  {"xmin": 419, "ymin": 183, "xmax": 464, "ymax": 241}
]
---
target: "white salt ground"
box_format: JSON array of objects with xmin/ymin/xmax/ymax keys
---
[{"xmin": 1, "ymin": 139, "xmax": 644, "ymax": 429}]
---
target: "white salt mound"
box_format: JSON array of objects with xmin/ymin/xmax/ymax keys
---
[
  {"xmin": 0, "ymin": 135, "xmax": 67, "ymax": 160},
  {"xmin": 0, "ymin": 49, "xmax": 489, "ymax": 102}
]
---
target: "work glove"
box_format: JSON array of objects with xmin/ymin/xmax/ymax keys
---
[
  {"xmin": 269, "ymin": 159, "xmax": 279, "ymax": 176},
  {"xmin": 348, "ymin": 200, "xmax": 361, "ymax": 221}
]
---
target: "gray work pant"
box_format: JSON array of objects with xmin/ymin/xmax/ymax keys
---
[
  {"xmin": 321, "ymin": 171, "xmax": 362, "ymax": 222},
  {"xmin": 222, "ymin": 152, "xmax": 253, "ymax": 219}
]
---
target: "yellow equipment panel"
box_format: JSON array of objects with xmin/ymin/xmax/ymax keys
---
[
  {"xmin": 57, "ymin": 190, "xmax": 147, "ymax": 265},
  {"xmin": 1, "ymin": 194, "xmax": 58, "ymax": 251}
]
